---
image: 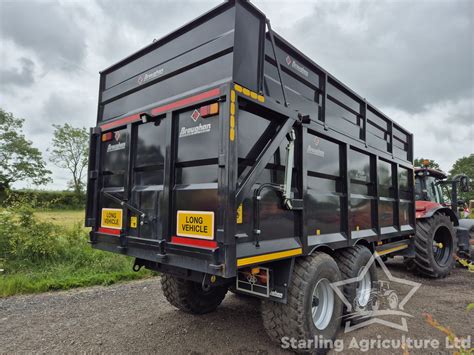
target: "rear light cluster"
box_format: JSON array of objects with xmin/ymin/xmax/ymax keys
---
[
  {"xmin": 199, "ymin": 102, "xmax": 219, "ymax": 118},
  {"xmin": 101, "ymin": 132, "xmax": 113, "ymax": 142}
]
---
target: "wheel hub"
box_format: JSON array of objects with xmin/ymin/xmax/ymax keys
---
[
  {"xmin": 432, "ymin": 225, "xmax": 453, "ymax": 266},
  {"xmin": 355, "ymin": 269, "xmax": 372, "ymax": 308},
  {"xmin": 311, "ymin": 278, "xmax": 334, "ymax": 330}
]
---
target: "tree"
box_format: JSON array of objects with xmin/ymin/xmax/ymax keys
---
[
  {"xmin": 449, "ymin": 154, "xmax": 474, "ymax": 203},
  {"xmin": 49, "ymin": 124, "xmax": 89, "ymax": 195},
  {"xmin": 414, "ymin": 158, "xmax": 441, "ymax": 170},
  {"xmin": 0, "ymin": 109, "xmax": 51, "ymax": 194}
]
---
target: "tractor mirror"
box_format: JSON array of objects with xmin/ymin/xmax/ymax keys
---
[{"xmin": 460, "ymin": 176, "xmax": 469, "ymax": 192}]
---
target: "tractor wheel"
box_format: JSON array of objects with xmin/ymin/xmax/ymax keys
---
[
  {"xmin": 334, "ymin": 245, "xmax": 378, "ymax": 324},
  {"xmin": 414, "ymin": 214, "xmax": 457, "ymax": 278},
  {"xmin": 403, "ymin": 258, "xmax": 417, "ymax": 272},
  {"xmin": 261, "ymin": 252, "xmax": 343, "ymax": 354},
  {"xmin": 161, "ymin": 274, "xmax": 228, "ymax": 314}
]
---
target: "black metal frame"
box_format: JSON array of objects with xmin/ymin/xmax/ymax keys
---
[{"xmin": 86, "ymin": 0, "xmax": 415, "ymax": 281}]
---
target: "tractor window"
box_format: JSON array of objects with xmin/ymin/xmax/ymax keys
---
[
  {"xmin": 426, "ymin": 176, "xmax": 444, "ymax": 204},
  {"xmin": 415, "ymin": 179, "xmax": 423, "ymax": 200}
]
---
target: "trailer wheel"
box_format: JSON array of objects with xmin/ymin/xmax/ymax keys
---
[
  {"xmin": 414, "ymin": 214, "xmax": 457, "ymax": 278},
  {"xmin": 161, "ymin": 274, "xmax": 228, "ymax": 314},
  {"xmin": 334, "ymin": 245, "xmax": 378, "ymax": 324},
  {"xmin": 261, "ymin": 252, "xmax": 343, "ymax": 353}
]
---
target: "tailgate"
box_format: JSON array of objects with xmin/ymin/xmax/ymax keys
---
[{"xmin": 86, "ymin": 92, "xmax": 229, "ymax": 275}]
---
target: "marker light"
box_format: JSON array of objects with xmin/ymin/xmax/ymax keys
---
[{"xmin": 102, "ymin": 132, "xmax": 113, "ymax": 142}]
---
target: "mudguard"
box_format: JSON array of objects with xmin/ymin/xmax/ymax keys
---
[{"xmin": 416, "ymin": 201, "xmax": 459, "ymax": 226}]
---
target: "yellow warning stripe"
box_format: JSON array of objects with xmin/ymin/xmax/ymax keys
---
[
  {"xmin": 237, "ymin": 248, "xmax": 303, "ymax": 267},
  {"xmin": 230, "ymin": 89, "xmax": 236, "ymax": 141},
  {"xmin": 234, "ymin": 83, "xmax": 265, "ymax": 103},
  {"xmin": 229, "ymin": 83, "xmax": 265, "ymax": 142},
  {"xmin": 376, "ymin": 244, "xmax": 408, "ymax": 256}
]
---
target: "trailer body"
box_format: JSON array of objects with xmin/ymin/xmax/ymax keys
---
[{"xmin": 86, "ymin": 0, "xmax": 415, "ymax": 300}]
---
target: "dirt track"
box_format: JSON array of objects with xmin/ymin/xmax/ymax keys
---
[{"xmin": 1, "ymin": 259, "xmax": 473, "ymax": 354}]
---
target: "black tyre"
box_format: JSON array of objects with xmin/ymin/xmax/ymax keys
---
[
  {"xmin": 414, "ymin": 214, "xmax": 457, "ymax": 278},
  {"xmin": 403, "ymin": 258, "xmax": 417, "ymax": 272},
  {"xmin": 161, "ymin": 274, "xmax": 228, "ymax": 314},
  {"xmin": 334, "ymin": 245, "xmax": 378, "ymax": 324},
  {"xmin": 261, "ymin": 252, "xmax": 343, "ymax": 354}
]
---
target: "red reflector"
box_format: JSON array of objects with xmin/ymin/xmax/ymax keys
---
[
  {"xmin": 171, "ymin": 236, "xmax": 218, "ymax": 249},
  {"xmin": 151, "ymin": 88, "xmax": 220, "ymax": 116},
  {"xmin": 100, "ymin": 88, "xmax": 221, "ymax": 131},
  {"xmin": 98, "ymin": 227, "xmax": 121, "ymax": 235},
  {"xmin": 199, "ymin": 105, "xmax": 210, "ymax": 117},
  {"xmin": 102, "ymin": 132, "xmax": 113, "ymax": 142}
]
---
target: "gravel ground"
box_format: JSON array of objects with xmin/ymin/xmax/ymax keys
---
[{"xmin": 0, "ymin": 258, "xmax": 472, "ymax": 354}]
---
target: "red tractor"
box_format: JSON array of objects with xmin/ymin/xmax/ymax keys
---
[{"xmin": 409, "ymin": 162, "xmax": 473, "ymax": 277}]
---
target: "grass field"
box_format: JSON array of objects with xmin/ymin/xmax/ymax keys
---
[
  {"xmin": 0, "ymin": 209, "xmax": 154, "ymax": 298},
  {"xmin": 35, "ymin": 210, "xmax": 86, "ymax": 228}
]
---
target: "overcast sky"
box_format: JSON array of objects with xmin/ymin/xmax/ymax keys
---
[{"xmin": 1, "ymin": 0, "xmax": 473, "ymax": 190}]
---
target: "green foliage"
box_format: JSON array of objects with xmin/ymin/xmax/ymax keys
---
[
  {"xmin": 0, "ymin": 109, "xmax": 51, "ymax": 193},
  {"xmin": 449, "ymin": 154, "xmax": 474, "ymax": 202},
  {"xmin": 0, "ymin": 207, "xmax": 153, "ymax": 297},
  {"xmin": 49, "ymin": 123, "xmax": 89, "ymax": 195},
  {"xmin": 1, "ymin": 189, "xmax": 85, "ymax": 210},
  {"xmin": 414, "ymin": 157, "xmax": 441, "ymax": 170},
  {"xmin": 0, "ymin": 206, "xmax": 61, "ymax": 260}
]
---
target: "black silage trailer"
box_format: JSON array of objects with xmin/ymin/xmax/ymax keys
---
[{"xmin": 86, "ymin": 0, "xmax": 415, "ymax": 346}]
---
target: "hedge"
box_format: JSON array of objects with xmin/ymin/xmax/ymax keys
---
[{"xmin": 1, "ymin": 190, "xmax": 86, "ymax": 210}]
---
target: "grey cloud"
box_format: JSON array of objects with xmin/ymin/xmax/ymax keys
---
[
  {"xmin": 451, "ymin": 107, "xmax": 473, "ymax": 125},
  {"xmin": 36, "ymin": 92, "xmax": 95, "ymax": 135},
  {"xmin": 96, "ymin": 0, "xmax": 219, "ymax": 32},
  {"xmin": 279, "ymin": 0, "xmax": 474, "ymax": 113},
  {"xmin": 0, "ymin": 1, "xmax": 88, "ymax": 71},
  {"xmin": 95, "ymin": 0, "xmax": 220, "ymax": 63},
  {"xmin": 0, "ymin": 58, "xmax": 35, "ymax": 91}
]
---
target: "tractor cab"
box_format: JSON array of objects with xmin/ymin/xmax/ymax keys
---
[
  {"xmin": 414, "ymin": 167, "xmax": 448, "ymax": 205},
  {"xmin": 414, "ymin": 160, "xmax": 470, "ymax": 219},
  {"xmin": 412, "ymin": 161, "xmax": 472, "ymax": 265}
]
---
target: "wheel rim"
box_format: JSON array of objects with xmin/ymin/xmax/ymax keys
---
[
  {"xmin": 432, "ymin": 226, "xmax": 453, "ymax": 266},
  {"xmin": 311, "ymin": 278, "xmax": 334, "ymax": 330},
  {"xmin": 356, "ymin": 268, "xmax": 372, "ymax": 307}
]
